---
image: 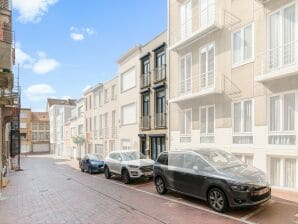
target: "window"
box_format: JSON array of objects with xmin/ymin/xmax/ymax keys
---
[
  {"xmin": 78, "ymin": 125, "xmax": 83, "ymax": 135},
  {"xmin": 111, "ymin": 85, "xmax": 116, "ymax": 100},
  {"xmin": 99, "ymin": 90, "xmax": 103, "ymax": 106},
  {"xmin": 200, "ymin": 0, "xmax": 215, "ymax": 27},
  {"xmin": 95, "ymin": 144, "xmax": 104, "ymax": 158},
  {"xmin": 200, "ymin": 106, "xmax": 215, "ymax": 143},
  {"xmin": 269, "ymin": 4, "xmax": 295, "ymax": 70},
  {"xmin": 180, "ymin": 54, "xmax": 192, "ymax": 94},
  {"xmin": 89, "ymin": 95, "xmax": 92, "ymax": 109},
  {"xmin": 121, "ymin": 103, "xmax": 136, "ymax": 125},
  {"xmin": 32, "ymin": 123, "xmax": 38, "ymax": 130},
  {"xmin": 121, "ymin": 68, "xmax": 136, "ymax": 92},
  {"xmin": 121, "ymin": 139, "xmax": 131, "ymax": 151},
  {"xmin": 94, "ymin": 92, "xmax": 98, "ymax": 109},
  {"xmin": 78, "ymin": 106, "xmax": 83, "ymax": 117},
  {"xmin": 20, "ymin": 112, "xmax": 27, "ymax": 119},
  {"xmin": 20, "ymin": 122, "xmax": 27, "ymax": 129},
  {"xmin": 269, "ymin": 157, "xmax": 297, "ymax": 188},
  {"xmin": 157, "ymin": 153, "xmax": 168, "ymax": 165},
  {"xmin": 104, "ymin": 89, "xmax": 109, "ymax": 103},
  {"xmin": 269, "ymin": 92, "xmax": 296, "ymax": 145},
  {"xmin": 180, "ymin": 109, "xmax": 192, "ymax": 143},
  {"xmin": 232, "ymin": 24, "xmax": 253, "ymax": 65},
  {"xmin": 233, "ymin": 100, "xmax": 253, "ymax": 144},
  {"xmin": 180, "ymin": 0, "xmax": 192, "ymax": 39},
  {"xmin": 142, "ymin": 93, "xmax": 150, "ymax": 117},
  {"xmin": 142, "ymin": 58, "xmax": 150, "ymax": 74},
  {"xmin": 200, "ymin": 43, "xmax": 215, "ymax": 89},
  {"xmin": 20, "ymin": 133, "xmax": 27, "ymax": 140},
  {"xmin": 156, "ymin": 50, "xmax": 165, "ymax": 68}
]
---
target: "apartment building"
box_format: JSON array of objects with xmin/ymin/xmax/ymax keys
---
[
  {"xmin": 139, "ymin": 32, "xmax": 168, "ymax": 160},
  {"xmin": 83, "ymin": 83, "xmax": 102, "ymax": 155},
  {"xmin": 31, "ymin": 112, "xmax": 50, "ymax": 153},
  {"xmin": 20, "ymin": 109, "xmax": 32, "ymax": 153},
  {"xmin": 168, "ymin": 0, "xmax": 298, "ymax": 190},
  {"xmin": 47, "ymin": 98, "xmax": 76, "ymax": 156},
  {"xmin": 68, "ymin": 98, "xmax": 85, "ymax": 159},
  {"xmin": 118, "ymin": 45, "xmax": 142, "ymax": 151}
]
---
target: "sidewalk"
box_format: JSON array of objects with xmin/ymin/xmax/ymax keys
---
[{"xmin": 271, "ymin": 188, "xmax": 298, "ymax": 204}]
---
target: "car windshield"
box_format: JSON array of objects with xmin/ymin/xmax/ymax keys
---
[
  {"xmin": 197, "ymin": 149, "xmax": 242, "ymax": 169},
  {"xmin": 121, "ymin": 151, "xmax": 146, "ymax": 161},
  {"xmin": 88, "ymin": 154, "xmax": 100, "ymax": 161}
]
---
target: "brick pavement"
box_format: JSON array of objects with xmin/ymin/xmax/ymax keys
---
[{"xmin": 0, "ymin": 155, "xmax": 243, "ymax": 224}]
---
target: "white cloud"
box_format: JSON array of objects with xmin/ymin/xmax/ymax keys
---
[
  {"xmin": 15, "ymin": 43, "xmax": 34, "ymax": 67},
  {"xmin": 70, "ymin": 26, "xmax": 95, "ymax": 41},
  {"xmin": 33, "ymin": 58, "xmax": 60, "ymax": 74},
  {"xmin": 25, "ymin": 84, "xmax": 56, "ymax": 102},
  {"xmin": 70, "ymin": 33, "xmax": 84, "ymax": 41},
  {"xmin": 13, "ymin": 0, "xmax": 59, "ymax": 23}
]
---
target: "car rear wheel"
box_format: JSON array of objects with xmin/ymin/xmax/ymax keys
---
[
  {"xmin": 122, "ymin": 169, "xmax": 130, "ymax": 184},
  {"xmin": 104, "ymin": 166, "xmax": 111, "ymax": 179},
  {"xmin": 208, "ymin": 188, "xmax": 228, "ymax": 213},
  {"xmin": 155, "ymin": 176, "xmax": 167, "ymax": 194}
]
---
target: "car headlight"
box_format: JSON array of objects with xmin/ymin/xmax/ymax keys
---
[
  {"xmin": 228, "ymin": 181, "xmax": 250, "ymax": 192},
  {"xmin": 128, "ymin": 165, "xmax": 139, "ymax": 169}
]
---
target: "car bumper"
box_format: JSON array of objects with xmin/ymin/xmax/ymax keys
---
[
  {"xmin": 227, "ymin": 187, "xmax": 271, "ymax": 208},
  {"xmin": 90, "ymin": 166, "xmax": 104, "ymax": 172},
  {"xmin": 129, "ymin": 170, "xmax": 153, "ymax": 179}
]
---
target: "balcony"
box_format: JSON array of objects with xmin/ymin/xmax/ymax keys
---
[
  {"xmin": 155, "ymin": 112, "xmax": 166, "ymax": 128},
  {"xmin": 153, "ymin": 65, "xmax": 166, "ymax": 83},
  {"xmin": 140, "ymin": 72, "xmax": 151, "ymax": 88},
  {"xmin": 170, "ymin": 3, "xmax": 223, "ymax": 51},
  {"xmin": 169, "ymin": 72, "xmax": 222, "ymax": 103},
  {"xmin": 0, "ymin": 89, "xmax": 16, "ymax": 106},
  {"xmin": 255, "ymin": 42, "xmax": 298, "ymax": 82},
  {"xmin": 111, "ymin": 127, "xmax": 117, "ymax": 139},
  {"xmin": 140, "ymin": 116, "xmax": 151, "ymax": 130},
  {"xmin": 0, "ymin": 69, "xmax": 13, "ymax": 89}
]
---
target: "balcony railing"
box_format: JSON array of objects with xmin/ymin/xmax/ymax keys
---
[
  {"xmin": 111, "ymin": 127, "xmax": 117, "ymax": 139},
  {"xmin": 140, "ymin": 72, "xmax": 151, "ymax": 88},
  {"xmin": 170, "ymin": 2, "xmax": 223, "ymax": 49},
  {"xmin": 140, "ymin": 116, "xmax": 151, "ymax": 130},
  {"xmin": 155, "ymin": 112, "xmax": 166, "ymax": 128},
  {"xmin": 255, "ymin": 41, "xmax": 298, "ymax": 81},
  {"xmin": 153, "ymin": 65, "xmax": 166, "ymax": 83}
]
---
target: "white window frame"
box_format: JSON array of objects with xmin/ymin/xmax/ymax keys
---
[
  {"xmin": 121, "ymin": 139, "xmax": 131, "ymax": 151},
  {"xmin": 121, "ymin": 102, "xmax": 137, "ymax": 126},
  {"xmin": 121, "ymin": 67, "xmax": 136, "ymax": 92},
  {"xmin": 199, "ymin": 105, "xmax": 215, "ymax": 143},
  {"xmin": 180, "ymin": 0, "xmax": 192, "ymax": 40},
  {"xmin": 200, "ymin": 0, "xmax": 215, "ymax": 28},
  {"xmin": 180, "ymin": 108, "xmax": 192, "ymax": 144},
  {"xmin": 268, "ymin": 156, "xmax": 298, "ymax": 189},
  {"xmin": 180, "ymin": 53, "xmax": 192, "ymax": 95},
  {"xmin": 199, "ymin": 42, "xmax": 215, "ymax": 90},
  {"xmin": 267, "ymin": 2, "xmax": 296, "ymax": 72},
  {"xmin": 232, "ymin": 23, "xmax": 254, "ymax": 68},
  {"xmin": 267, "ymin": 90, "xmax": 297, "ymax": 146},
  {"xmin": 233, "ymin": 153, "xmax": 254, "ymax": 166},
  {"xmin": 232, "ymin": 99, "xmax": 254, "ymax": 145}
]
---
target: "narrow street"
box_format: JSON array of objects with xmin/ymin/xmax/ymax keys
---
[{"xmin": 0, "ymin": 155, "xmax": 297, "ymax": 224}]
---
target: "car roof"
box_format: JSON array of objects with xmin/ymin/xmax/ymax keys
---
[
  {"xmin": 109, "ymin": 150, "xmax": 137, "ymax": 154},
  {"xmin": 159, "ymin": 148, "xmax": 224, "ymax": 156}
]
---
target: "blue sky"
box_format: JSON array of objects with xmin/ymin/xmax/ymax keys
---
[{"xmin": 13, "ymin": 0, "xmax": 167, "ymax": 111}]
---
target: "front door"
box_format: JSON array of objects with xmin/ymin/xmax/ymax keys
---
[
  {"xmin": 140, "ymin": 137, "xmax": 147, "ymax": 156},
  {"xmin": 150, "ymin": 136, "xmax": 165, "ymax": 160}
]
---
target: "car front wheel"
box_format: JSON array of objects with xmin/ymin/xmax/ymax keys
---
[
  {"xmin": 155, "ymin": 176, "xmax": 167, "ymax": 194},
  {"xmin": 104, "ymin": 166, "xmax": 111, "ymax": 179},
  {"xmin": 122, "ymin": 169, "xmax": 130, "ymax": 184},
  {"xmin": 208, "ymin": 188, "xmax": 228, "ymax": 213}
]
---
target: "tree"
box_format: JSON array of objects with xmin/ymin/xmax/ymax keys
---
[{"xmin": 72, "ymin": 135, "xmax": 85, "ymax": 160}]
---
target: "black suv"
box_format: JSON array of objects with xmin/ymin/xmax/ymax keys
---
[{"xmin": 154, "ymin": 148, "xmax": 271, "ymax": 212}]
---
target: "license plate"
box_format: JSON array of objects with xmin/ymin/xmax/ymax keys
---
[
  {"xmin": 255, "ymin": 187, "xmax": 269, "ymax": 196},
  {"xmin": 144, "ymin": 171, "xmax": 153, "ymax": 176}
]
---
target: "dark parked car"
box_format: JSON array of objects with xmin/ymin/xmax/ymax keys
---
[
  {"xmin": 154, "ymin": 149, "xmax": 271, "ymax": 212},
  {"xmin": 80, "ymin": 154, "xmax": 104, "ymax": 174}
]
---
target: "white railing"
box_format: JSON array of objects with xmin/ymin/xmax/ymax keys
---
[
  {"xmin": 140, "ymin": 72, "xmax": 151, "ymax": 88},
  {"xmin": 155, "ymin": 112, "xmax": 166, "ymax": 128},
  {"xmin": 153, "ymin": 65, "xmax": 166, "ymax": 83},
  {"xmin": 140, "ymin": 116, "xmax": 151, "ymax": 130},
  {"xmin": 255, "ymin": 41, "xmax": 298, "ymax": 77}
]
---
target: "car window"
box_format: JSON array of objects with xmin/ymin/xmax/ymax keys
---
[
  {"xmin": 157, "ymin": 153, "xmax": 168, "ymax": 165},
  {"xmin": 110, "ymin": 153, "xmax": 120, "ymax": 160},
  {"xmin": 168, "ymin": 153, "xmax": 183, "ymax": 168},
  {"xmin": 183, "ymin": 153, "xmax": 211, "ymax": 172}
]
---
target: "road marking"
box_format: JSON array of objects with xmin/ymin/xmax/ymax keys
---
[
  {"xmin": 92, "ymin": 175, "xmax": 256, "ymax": 224},
  {"xmin": 240, "ymin": 200, "xmax": 274, "ymax": 221}
]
